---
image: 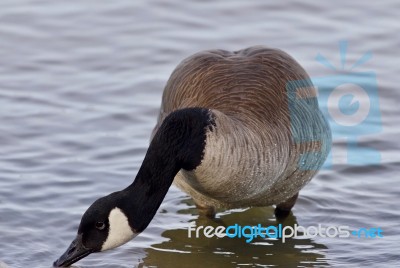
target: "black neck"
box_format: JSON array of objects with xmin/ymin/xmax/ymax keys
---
[{"xmin": 120, "ymin": 108, "xmax": 215, "ymax": 232}]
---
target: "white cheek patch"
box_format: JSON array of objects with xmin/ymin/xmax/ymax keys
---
[{"xmin": 101, "ymin": 207, "xmax": 137, "ymax": 251}]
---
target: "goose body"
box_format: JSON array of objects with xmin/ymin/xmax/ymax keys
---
[
  {"xmin": 54, "ymin": 46, "xmax": 331, "ymax": 267},
  {"xmin": 154, "ymin": 46, "xmax": 330, "ymax": 209}
]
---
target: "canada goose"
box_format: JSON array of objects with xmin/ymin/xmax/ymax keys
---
[{"xmin": 53, "ymin": 46, "xmax": 331, "ymax": 267}]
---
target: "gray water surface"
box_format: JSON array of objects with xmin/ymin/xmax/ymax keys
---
[{"xmin": 0, "ymin": 0, "xmax": 399, "ymax": 267}]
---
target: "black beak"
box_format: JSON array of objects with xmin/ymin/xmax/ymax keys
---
[{"xmin": 53, "ymin": 234, "xmax": 94, "ymax": 267}]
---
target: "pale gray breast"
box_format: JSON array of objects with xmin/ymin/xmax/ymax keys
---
[{"xmin": 174, "ymin": 109, "xmax": 291, "ymax": 206}]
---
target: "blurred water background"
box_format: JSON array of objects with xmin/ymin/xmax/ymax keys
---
[{"xmin": 0, "ymin": 0, "xmax": 399, "ymax": 267}]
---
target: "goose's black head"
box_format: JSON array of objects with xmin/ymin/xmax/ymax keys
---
[{"xmin": 54, "ymin": 191, "xmax": 137, "ymax": 267}]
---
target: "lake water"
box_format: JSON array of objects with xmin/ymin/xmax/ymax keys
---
[{"xmin": 0, "ymin": 0, "xmax": 399, "ymax": 267}]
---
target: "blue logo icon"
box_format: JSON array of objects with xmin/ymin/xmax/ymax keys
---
[{"xmin": 287, "ymin": 41, "xmax": 382, "ymax": 169}]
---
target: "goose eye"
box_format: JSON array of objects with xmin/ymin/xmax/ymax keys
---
[{"xmin": 95, "ymin": 221, "xmax": 105, "ymax": 230}]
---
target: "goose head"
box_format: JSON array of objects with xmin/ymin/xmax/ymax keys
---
[{"xmin": 53, "ymin": 192, "xmax": 137, "ymax": 267}]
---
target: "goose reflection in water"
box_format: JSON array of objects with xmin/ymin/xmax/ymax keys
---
[{"xmin": 139, "ymin": 198, "xmax": 329, "ymax": 268}]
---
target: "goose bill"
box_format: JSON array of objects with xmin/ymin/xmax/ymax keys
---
[{"xmin": 53, "ymin": 234, "xmax": 94, "ymax": 267}]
